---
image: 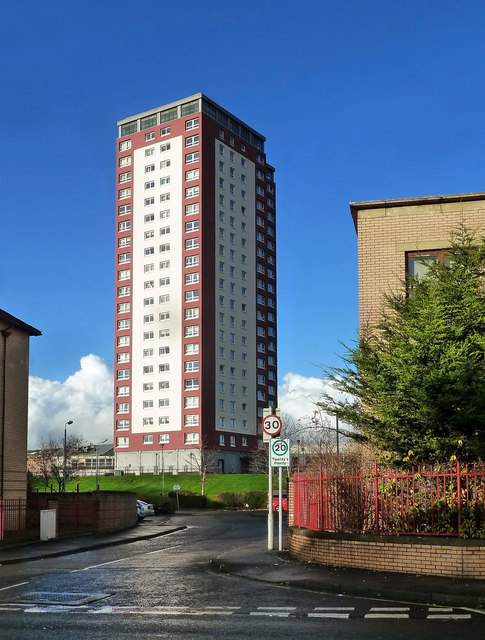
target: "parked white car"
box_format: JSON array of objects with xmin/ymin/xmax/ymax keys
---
[{"xmin": 137, "ymin": 499, "xmax": 155, "ymax": 520}]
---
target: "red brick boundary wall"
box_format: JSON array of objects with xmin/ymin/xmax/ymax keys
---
[{"xmin": 288, "ymin": 526, "xmax": 485, "ymax": 579}]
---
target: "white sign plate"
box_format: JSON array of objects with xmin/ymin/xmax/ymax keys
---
[
  {"xmin": 173, "ymin": 484, "xmax": 181, "ymax": 491},
  {"xmin": 270, "ymin": 438, "xmax": 291, "ymax": 467},
  {"xmin": 262, "ymin": 407, "xmax": 280, "ymax": 442},
  {"xmin": 262, "ymin": 415, "xmax": 282, "ymax": 437}
]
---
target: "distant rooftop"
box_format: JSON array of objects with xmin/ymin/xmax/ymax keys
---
[{"xmin": 117, "ymin": 93, "xmax": 265, "ymax": 151}]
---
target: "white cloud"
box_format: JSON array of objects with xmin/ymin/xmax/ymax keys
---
[
  {"xmin": 28, "ymin": 354, "xmax": 113, "ymax": 448},
  {"xmin": 277, "ymin": 372, "xmax": 325, "ymax": 421},
  {"xmin": 278, "ymin": 372, "xmax": 351, "ymax": 424}
]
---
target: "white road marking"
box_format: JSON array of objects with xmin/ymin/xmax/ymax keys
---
[
  {"xmin": 89, "ymin": 606, "xmax": 113, "ymax": 615},
  {"xmin": 0, "ymin": 582, "xmax": 29, "ymax": 591},
  {"xmin": 25, "ymin": 607, "xmax": 67, "ymax": 613},
  {"xmin": 145, "ymin": 544, "xmax": 182, "ymax": 555},
  {"xmin": 70, "ymin": 557, "xmax": 126, "ymax": 572},
  {"xmin": 90, "ymin": 605, "xmax": 239, "ymax": 616},
  {"xmin": 365, "ymin": 613, "xmax": 409, "ymax": 619},
  {"xmin": 70, "ymin": 543, "xmax": 183, "ymax": 572},
  {"xmin": 308, "ymin": 613, "xmax": 350, "ymax": 619},
  {"xmin": 136, "ymin": 610, "xmax": 236, "ymax": 616},
  {"xmin": 427, "ymin": 614, "xmax": 471, "ymax": 620},
  {"xmin": 25, "ymin": 606, "xmax": 89, "ymax": 613},
  {"xmin": 250, "ymin": 612, "xmax": 292, "ymax": 617},
  {"xmin": 314, "ymin": 607, "xmax": 355, "ymax": 611},
  {"xmin": 2, "ymin": 599, "xmax": 479, "ymax": 621},
  {"xmin": 250, "ymin": 606, "xmax": 296, "ymax": 617},
  {"xmin": 256, "ymin": 606, "xmax": 296, "ymax": 610}
]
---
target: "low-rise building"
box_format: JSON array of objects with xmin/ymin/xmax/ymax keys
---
[
  {"xmin": 0, "ymin": 309, "xmax": 41, "ymax": 500},
  {"xmin": 75, "ymin": 444, "xmax": 115, "ymax": 475},
  {"xmin": 350, "ymin": 192, "xmax": 485, "ymax": 328}
]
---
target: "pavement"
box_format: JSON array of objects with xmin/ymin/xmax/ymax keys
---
[
  {"xmin": 0, "ymin": 513, "xmax": 484, "ymax": 610},
  {"xmin": 211, "ymin": 540, "xmax": 485, "ymax": 610},
  {"xmin": 0, "ymin": 517, "xmax": 186, "ymax": 565}
]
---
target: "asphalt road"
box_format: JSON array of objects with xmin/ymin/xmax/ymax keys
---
[{"xmin": 0, "ymin": 511, "xmax": 482, "ymax": 639}]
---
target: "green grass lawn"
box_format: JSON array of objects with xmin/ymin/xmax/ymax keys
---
[{"xmin": 30, "ymin": 473, "xmax": 279, "ymax": 499}]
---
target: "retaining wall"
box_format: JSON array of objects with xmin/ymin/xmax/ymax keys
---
[{"xmin": 288, "ymin": 526, "xmax": 485, "ymax": 579}]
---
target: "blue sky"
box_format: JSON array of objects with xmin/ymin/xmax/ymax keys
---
[{"xmin": 2, "ymin": 0, "xmax": 485, "ymax": 442}]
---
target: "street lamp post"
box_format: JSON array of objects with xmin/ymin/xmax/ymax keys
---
[
  {"xmin": 63, "ymin": 420, "xmax": 73, "ymax": 492},
  {"xmin": 95, "ymin": 438, "xmax": 108, "ymax": 489},
  {"xmin": 335, "ymin": 416, "xmax": 340, "ymax": 455},
  {"xmin": 161, "ymin": 444, "xmax": 165, "ymax": 495},
  {"xmin": 312, "ymin": 410, "xmax": 340, "ymax": 454}
]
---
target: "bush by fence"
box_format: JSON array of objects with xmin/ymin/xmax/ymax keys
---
[
  {"xmin": 168, "ymin": 490, "xmax": 207, "ymax": 509},
  {"xmin": 144, "ymin": 494, "xmax": 177, "ymax": 514},
  {"xmin": 206, "ymin": 490, "xmax": 267, "ymax": 509}
]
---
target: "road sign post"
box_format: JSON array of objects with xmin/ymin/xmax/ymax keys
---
[
  {"xmin": 173, "ymin": 484, "xmax": 180, "ymax": 510},
  {"xmin": 278, "ymin": 466, "xmax": 283, "ymax": 551},
  {"xmin": 269, "ymin": 439, "xmax": 290, "ymax": 551},
  {"xmin": 262, "ymin": 408, "xmax": 281, "ymax": 551}
]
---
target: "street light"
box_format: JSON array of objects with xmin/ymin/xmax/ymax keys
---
[
  {"xmin": 95, "ymin": 438, "xmax": 108, "ymax": 489},
  {"xmin": 63, "ymin": 420, "xmax": 73, "ymax": 492},
  {"xmin": 161, "ymin": 444, "xmax": 165, "ymax": 495},
  {"xmin": 312, "ymin": 410, "xmax": 340, "ymax": 454}
]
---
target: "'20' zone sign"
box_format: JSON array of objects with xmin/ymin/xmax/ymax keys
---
[
  {"xmin": 262, "ymin": 415, "xmax": 282, "ymax": 436},
  {"xmin": 270, "ymin": 438, "xmax": 290, "ymax": 467}
]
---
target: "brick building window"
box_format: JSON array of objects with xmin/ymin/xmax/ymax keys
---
[{"xmin": 406, "ymin": 249, "xmax": 449, "ymax": 280}]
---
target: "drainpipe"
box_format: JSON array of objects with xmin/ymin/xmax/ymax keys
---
[{"xmin": 1, "ymin": 326, "xmax": 13, "ymax": 500}]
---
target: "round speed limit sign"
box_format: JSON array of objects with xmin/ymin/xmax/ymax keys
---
[{"xmin": 262, "ymin": 415, "xmax": 282, "ymax": 437}]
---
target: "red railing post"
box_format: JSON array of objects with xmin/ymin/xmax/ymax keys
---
[
  {"xmin": 319, "ymin": 466, "xmax": 323, "ymax": 530},
  {"xmin": 294, "ymin": 473, "xmax": 300, "ymax": 528},
  {"xmin": 456, "ymin": 460, "xmax": 462, "ymax": 536}
]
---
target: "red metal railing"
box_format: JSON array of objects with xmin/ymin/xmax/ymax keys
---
[
  {"xmin": 293, "ymin": 462, "xmax": 485, "ymax": 537},
  {"xmin": 0, "ymin": 494, "xmax": 100, "ymax": 542},
  {"xmin": 0, "ymin": 499, "xmax": 27, "ymax": 540}
]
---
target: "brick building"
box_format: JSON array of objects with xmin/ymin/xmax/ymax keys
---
[
  {"xmin": 0, "ymin": 310, "xmax": 41, "ymax": 500},
  {"xmin": 350, "ymin": 192, "xmax": 485, "ymax": 328}
]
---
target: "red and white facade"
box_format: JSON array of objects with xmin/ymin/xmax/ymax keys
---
[{"xmin": 113, "ymin": 94, "xmax": 277, "ymax": 473}]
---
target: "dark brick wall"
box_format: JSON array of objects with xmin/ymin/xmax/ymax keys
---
[{"xmin": 30, "ymin": 491, "xmax": 137, "ymax": 534}]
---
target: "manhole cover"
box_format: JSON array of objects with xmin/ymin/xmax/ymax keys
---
[{"xmin": 14, "ymin": 592, "xmax": 111, "ymax": 606}]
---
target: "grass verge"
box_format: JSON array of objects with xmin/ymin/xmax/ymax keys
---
[{"xmin": 31, "ymin": 473, "xmax": 283, "ymax": 500}]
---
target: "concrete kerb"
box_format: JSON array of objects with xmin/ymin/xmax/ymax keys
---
[{"xmin": 210, "ymin": 555, "xmax": 485, "ymax": 610}]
